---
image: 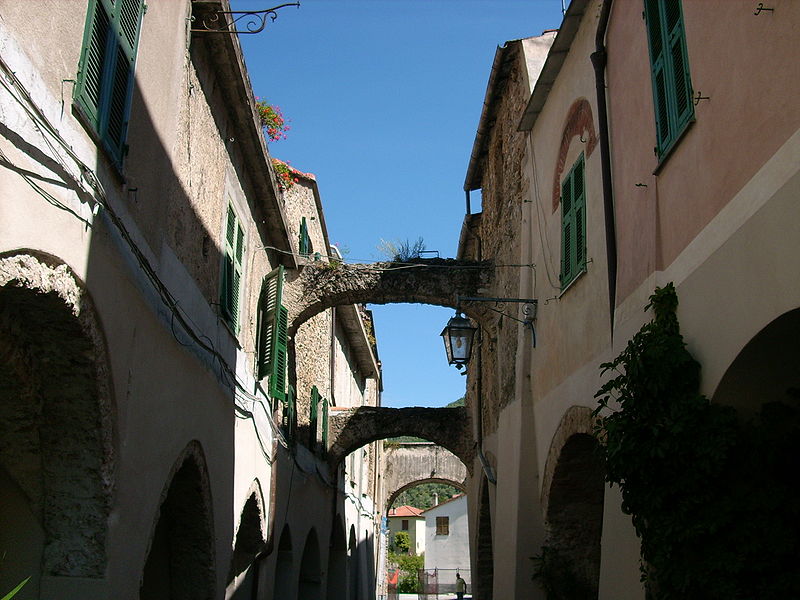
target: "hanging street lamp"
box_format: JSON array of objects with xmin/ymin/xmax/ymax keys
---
[
  {"xmin": 440, "ymin": 295, "xmax": 538, "ymax": 369},
  {"xmin": 440, "ymin": 312, "xmax": 477, "ymax": 369}
]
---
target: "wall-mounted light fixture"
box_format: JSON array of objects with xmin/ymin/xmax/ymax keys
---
[
  {"xmin": 191, "ymin": 2, "xmax": 300, "ymax": 34},
  {"xmin": 441, "ymin": 295, "xmax": 538, "ymax": 369}
]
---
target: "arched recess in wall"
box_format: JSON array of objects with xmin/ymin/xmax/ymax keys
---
[
  {"xmin": 0, "ymin": 251, "xmax": 114, "ymax": 593},
  {"xmin": 348, "ymin": 525, "xmax": 359, "ymax": 600},
  {"xmin": 712, "ymin": 307, "xmax": 800, "ymax": 415},
  {"xmin": 139, "ymin": 441, "xmax": 216, "ymax": 599},
  {"xmin": 326, "ymin": 517, "xmax": 347, "ymax": 600},
  {"xmin": 475, "ymin": 477, "xmax": 494, "ymax": 600},
  {"xmin": 227, "ymin": 480, "xmax": 267, "ymax": 598},
  {"xmin": 297, "ymin": 527, "xmax": 322, "ymax": 600},
  {"xmin": 551, "ymin": 97, "xmax": 598, "ymax": 213},
  {"xmin": 228, "ymin": 481, "xmax": 267, "ymax": 580},
  {"xmin": 272, "ymin": 525, "xmax": 294, "ymax": 600},
  {"xmin": 541, "ymin": 406, "xmax": 604, "ymax": 599}
]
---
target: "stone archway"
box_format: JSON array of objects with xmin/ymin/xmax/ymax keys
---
[
  {"xmin": 383, "ymin": 443, "xmax": 467, "ymax": 511},
  {"xmin": 0, "ymin": 251, "xmax": 114, "ymax": 593},
  {"xmin": 328, "ymin": 406, "xmax": 473, "ymax": 472},
  {"xmin": 283, "ymin": 259, "xmax": 493, "ymax": 334},
  {"xmin": 541, "ymin": 407, "xmax": 604, "ymax": 600},
  {"xmin": 139, "ymin": 441, "xmax": 216, "ymax": 599}
]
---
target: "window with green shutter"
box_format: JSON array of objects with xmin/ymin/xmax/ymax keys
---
[
  {"xmin": 644, "ymin": 0, "xmax": 694, "ymax": 158},
  {"xmin": 220, "ymin": 205, "xmax": 245, "ymax": 331},
  {"xmin": 256, "ymin": 265, "xmax": 288, "ymax": 403},
  {"xmin": 75, "ymin": 0, "xmax": 144, "ymax": 165},
  {"xmin": 299, "ymin": 217, "xmax": 312, "ymax": 257},
  {"xmin": 560, "ymin": 154, "xmax": 586, "ymax": 290}
]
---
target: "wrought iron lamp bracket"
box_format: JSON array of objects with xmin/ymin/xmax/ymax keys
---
[
  {"xmin": 456, "ymin": 295, "xmax": 538, "ymax": 347},
  {"xmin": 191, "ymin": 2, "xmax": 300, "ymax": 34}
]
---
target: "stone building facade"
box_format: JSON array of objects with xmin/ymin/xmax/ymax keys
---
[
  {"xmin": 0, "ymin": 1, "xmax": 383, "ymax": 598},
  {"xmin": 459, "ymin": 0, "xmax": 800, "ymax": 598}
]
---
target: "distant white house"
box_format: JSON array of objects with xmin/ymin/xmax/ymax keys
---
[
  {"xmin": 387, "ymin": 505, "xmax": 426, "ymax": 555},
  {"xmin": 423, "ymin": 495, "xmax": 470, "ymax": 574}
]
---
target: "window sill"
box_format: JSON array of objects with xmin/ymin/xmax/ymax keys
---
[
  {"xmin": 653, "ymin": 118, "xmax": 695, "ymax": 176},
  {"xmin": 558, "ymin": 264, "xmax": 588, "ymax": 298}
]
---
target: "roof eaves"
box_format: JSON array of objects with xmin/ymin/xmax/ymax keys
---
[
  {"xmin": 463, "ymin": 40, "xmax": 523, "ymax": 192},
  {"xmin": 191, "ymin": 0, "xmax": 296, "ymax": 268},
  {"xmin": 517, "ymin": 0, "xmax": 590, "ymax": 133}
]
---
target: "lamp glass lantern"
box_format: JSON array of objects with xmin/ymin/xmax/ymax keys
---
[{"xmin": 440, "ymin": 313, "xmax": 477, "ymax": 367}]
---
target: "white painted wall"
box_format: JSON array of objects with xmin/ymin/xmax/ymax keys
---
[{"xmin": 423, "ymin": 496, "xmax": 470, "ymax": 572}]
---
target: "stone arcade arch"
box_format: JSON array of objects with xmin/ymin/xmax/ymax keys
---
[
  {"xmin": 348, "ymin": 525, "xmax": 359, "ymax": 600},
  {"xmin": 227, "ymin": 481, "xmax": 267, "ymax": 597},
  {"xmin": 0, "ymin": 252, "xmax": 114, "ymax": 594},
  {"xmin": 325, "ymin": 517, "xmax": 347, "ymax": 600},
  {"xmin": 712, "ymin": 307, "xmax": 800, "ymax": 414},
  {"xmin": 541, "ymin": 407, "xmax": 605, "ymax": 600},
  {"xmin": 328, "ymin": 406, "xmax": 473, "ymax": 472},
  {"xmin": 298, "ymin": 527, "xmax": 322, "ymax": 600},
  {"xmin": 383, "ymin": 443, "xmax": 467, "ymax": 511},
  {"xmin": 272, "ymin": 525, "xmax": 294, "ymax": 599},
  {"xmin": 139, "ymin": 441, "xmax": 216, "ymax": 600}
]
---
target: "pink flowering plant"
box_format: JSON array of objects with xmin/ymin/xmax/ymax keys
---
[
  {"xmin": 272, "ymin": 158, "xmax": 301, "ymax": 191},
  {"xmin": 255, "ymin": 98, "xmax": 290, "ymax": 142}
]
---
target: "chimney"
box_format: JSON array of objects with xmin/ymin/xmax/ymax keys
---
[{"xmin": 433, "ymin": 493, "xmax": 439, "ymax": 506}]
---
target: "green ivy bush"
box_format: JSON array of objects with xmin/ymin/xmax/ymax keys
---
[{"xmin": 594, "ymin": 284, "xmax": 800, "ymax": 599}]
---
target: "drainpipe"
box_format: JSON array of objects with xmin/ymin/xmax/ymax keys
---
[
  {"xmin": 590, "ymin": 0, "xmax": 617, "ymax": 338},
  {"xmin": 470, "ymin": 229, "xmax": 496, "ymax": 486}
]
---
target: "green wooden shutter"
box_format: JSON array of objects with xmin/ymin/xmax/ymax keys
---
[
  {"xmin": 75, "ymin": 0, "xmax": 109, "ymax": 126},
  {"xmin": 221, "ymin": 206, "xmax": 244, "ymax": 331},
  {"xmin": 75, "ymin": 0, "xmax": 144, "ymax": 164},
  {"xmin": 561, "ymin": 174, "xmax": 573, "ymax": 286},
  {"xmin": 299, "ymin": 217, "xmax": 310, "ymax": 256},
  {"xmin": 268, "ymin": 305, "xmax": 288, "ymax": 402},
  {"xmin": 256, "ymin": 265, "xmax": 284, "ymax": 380},
  {"xmin": 573, "ymin": 155, "xmax": 586, "ymax": 272},
  {"xmin": 664, "ymin": 1, "xmax": 693, "ymax": 133},
  {"xmin": 560, "ymin": 155, "xmax": 585, "ymax": 289},
  {"xmin": 645, "ymin": 0, "xmax": 693, "ymax": 157}
]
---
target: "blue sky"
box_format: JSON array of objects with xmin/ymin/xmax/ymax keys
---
[{"xmin": 237, "ymin": 0, "xmax": 565, "ymax": 407}]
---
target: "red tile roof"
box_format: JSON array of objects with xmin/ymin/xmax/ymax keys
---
[{"xmin": 388, "ymin": 505, "xmax": 424, "ymax": 518}]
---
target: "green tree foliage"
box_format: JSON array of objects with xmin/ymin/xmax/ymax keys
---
[
  {"xmin": 594, "ymin": 283, "xmax": 800, "ymax": 599},
  {"xmin": 388, "ymin": 552, "xmax": 424, "ymax": 593},
  {"xmin": 392, "ymin": 482, "xmax": 461, "ymax": 511},
  {"xmin": 446, "ymin": 396, "xmax": 465, "ymax": 407},
  {"xmin": 393, "ymin": 531, "xmax": 411, "ymax": 554}
]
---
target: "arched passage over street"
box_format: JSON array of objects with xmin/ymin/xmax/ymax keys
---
[
  {"xmin": 284, "ymin": 259, "xmax": 493, "ymax": 333},
  {"xmin": 328, "ymin": 406, "xmax": 473, "ymax": 472},
  {"xmin": 384, "ymin": 443, "xmax": 467, "ymax": 510}
]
